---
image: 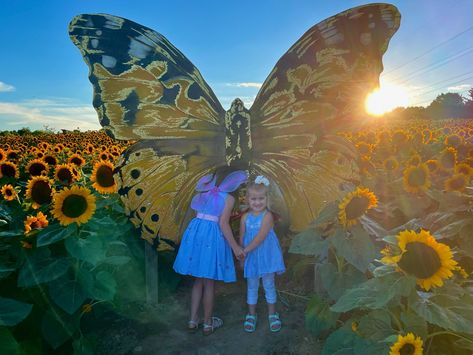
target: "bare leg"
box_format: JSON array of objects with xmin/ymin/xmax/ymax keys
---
[
  {"xmin": 248, "ymin": 303, "xmax": 257, "ymax": 315},
  {"xmin": 202, "ymin": 278, "xmax": 215, "ymax": 324},
  {"xmin": 268, "ymin": 302, "xmax": 276, "ymax": 315},
  {"xmin": 190, "ymin": 278, "xmax": 204, "ymax": 323}
]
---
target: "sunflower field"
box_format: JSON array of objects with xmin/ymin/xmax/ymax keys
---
[
  {"xmin": 0, "ymin": 130, "xmax": 154, "ymax": 353},
  {"xmin": 290, "ymin": 118, "xmax": 473, "ymax": 354}
]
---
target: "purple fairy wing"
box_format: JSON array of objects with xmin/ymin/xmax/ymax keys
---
[
  {"xmin": 195, "ymin": 174, "xmax": 216, "ymax": 192},
  {"xmin": 218, "ymin": 170, "xmax": 248, "ymax": 192}
]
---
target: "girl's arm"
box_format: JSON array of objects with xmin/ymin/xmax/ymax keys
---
[
  {"xmin": 219, "ymin": 195, "xmax": 245, "ymax": 258},
  {"xmin": 238, "ymin": 213, "xmax": 247, "ymax": 246},
  {"xmin": 243, "ymin": 212, "xmax": 274, "ymax": 254}
]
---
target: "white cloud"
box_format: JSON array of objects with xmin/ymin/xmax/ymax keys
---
[
  {"xmin": 447, "ymin": 84, "xmax": 471, "ymax": 92},
  {"xmin": 219, "ymin": 96, "xmax": 256, "ymax": 109},
  {"xmin": 226, "ymin": 82, "xmax": 262, "ymax": 88},
  {"xmin": 0, "ymin": 98, "xmax": 101, "ymax": 131},
  {"xmin": 0, "ymin": 81, "xmax": 15, "ymax": 92}
]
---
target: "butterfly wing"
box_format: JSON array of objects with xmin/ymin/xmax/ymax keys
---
[
  {"xmin": 69, "ymin": 14, "xmax": 226, "ymax": 243},
  {"xmin": 249, "ymin": 4, "xmax": 401, "ymax": 231}
]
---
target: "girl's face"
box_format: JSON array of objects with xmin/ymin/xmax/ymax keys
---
[{"xmin": 247, "ymin": 188, "xmax": 267, "ymax": 213}]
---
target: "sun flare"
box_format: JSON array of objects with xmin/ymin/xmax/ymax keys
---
[{"xmin": 365, "ymin": 83, "xmax": 409, "ymax": 116}]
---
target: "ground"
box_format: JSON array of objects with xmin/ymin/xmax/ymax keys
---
[{"xmin": 84, "ymin": 266, "xmax": 320, "ymax": 355}]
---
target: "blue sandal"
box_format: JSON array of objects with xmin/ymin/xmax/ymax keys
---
[
  {"xmin": 268, "ymin": 313, "xmax": 281, "ymax": 332},
  {"xmin": 244, "ymin": 314, "xmax": 257, "ymax": 332}
]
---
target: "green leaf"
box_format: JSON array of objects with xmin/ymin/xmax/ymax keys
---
[
  {"xmin": 400, "ymin": 310, "xmax": 428, "ymax": 339},
  {"xmin": 289, "ymin": 228, "xmax": 328, "ymax": 257},
  {"xmin": 305, "ymin": 294, "xmax": 339, "ymax": 337},
  {"xmin": 36, "ymin": 223, "xmax": 77, "ymax": 247},
  {"xmin": 91, "ymin": 271, "xmax": 117, "ymax": 301},
  {"xmin": 432, "ymin": 218, "xmax": 472, "ymax": 240},
  {"xmin": 319, "ymin": 262, "xmax": 366, "ymax": 301},
  {"xmin": 0, "ymin": 327, "xmax": 19, "ymax": 355},
  {"xmin": 331, "ymin": 225, "xmax": 376, "ymax": 272},
  {"xmin": 313, "ymin": 202, "xmax": 338, "ymax": 226},
  {"xmin": 0, "ymin": 297, "xmax": 33, "ymax": 326},
  {"xmin": 321, "ymin": 325, "xmax": 357, "ymax": 355},
  {"xmin": 48, "ymin": 277, "xmax": 87, "ymax": 315},
  {"xmin": 412, "ymin": 291, "xmax": 473, "ymax": 334},
  {"xmin": 99, "ymin": 256, "xmax": 131, "ymax": 266},
  {"xmin": 65, "ymin": 234, "xmax": 105, "ymax": 266},
  {"xmin": 360, "ymin": 215, "xmax": 386, "ymax": 238},
  {"xmin": 41, "ymin": 309, "xmax": 78, "ymax": 349},
  {"xmin": 72, "ymin": 336, "xmax": 94, "ymax": 355},
  {"xmin": 358, "ymin": 310, "xmax": 394, "ymax": 341},
  {"xmin": 331, "ymin": 273, "xmax": 416, "ymax": 313},
  {"xmin": 459, "ymin": 224, "xmax": 473, "ymax": 259},
  {"xmin": 18, "ymin": 256, "xmax": 72, "ymax": 288}
]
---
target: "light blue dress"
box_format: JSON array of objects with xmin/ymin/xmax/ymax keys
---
[
  {"xmin": 173, "ymin": 192, "xmax": 236, "ymax": 282},
  {"xmin": 243, "ymin": 211, "xmax": 285, "ymax": 278}
]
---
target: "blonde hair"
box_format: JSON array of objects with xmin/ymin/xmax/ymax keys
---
[{"xmin": 246, "ymin": 181, "xmax": 271, "ymax": 210}]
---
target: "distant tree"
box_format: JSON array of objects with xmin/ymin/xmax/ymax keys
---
[
  {"xmin": 386, "ymin": 106, "xmax": 428, "ymax": 120},
  {"xmin": 427, "ymin": 92, "xmax": 466, "ymax": 119},
  {"xmin": 465, "ymin": 88, "xmax": 473, "ymax": 118},
  {"xmin": 16, "ymin": 127, "xmax": 32, "ymax": 136}
]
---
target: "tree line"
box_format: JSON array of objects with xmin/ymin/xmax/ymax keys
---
[{"xmin": 387, "ymin": 88, "xmax": 473, "ymax": 120}]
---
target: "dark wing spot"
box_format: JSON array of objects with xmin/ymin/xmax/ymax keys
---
[
  {"xmin": 151, "ymin": 214, "xmax": 159, "ymax": 222},
  {"xmin": 187, "ymin": 82, "xmax": 202, "ymax": 100},
  {"xmin": 120, "ymin": 90, "xmax": 140, "ymax": 125},
  {"xmin": 131, "ymin": 169, "xmax": 140, "ymax": 179},
  {"xmin": 160, "ymin": 84, "xmax": 180, "ymax": 105},
  {"xmin": 135, "ymin": 188, "xmax": 143, "ymax": 196}
]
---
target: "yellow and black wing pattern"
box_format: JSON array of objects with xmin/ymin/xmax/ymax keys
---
[
  {"xmin": 69, "ymin": 14, "xmax": 226, "ymax": 243},
  {"xmin": 249, "ymin": 4, "xmax": 401, "ymax": 231}
]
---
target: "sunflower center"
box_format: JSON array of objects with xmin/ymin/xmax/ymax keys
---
[
  {"xmin": 399, "ymin": 343, "xmax": 415, "ymax": 355},
  {"xmin": 1, "ymin": 164, "xmax": 16, "ymax": 177},
  {"xmin": 345, "ymin": 196, "xmax": 369, "ymax": 220},
  {"xmin": 61, "ymin": 194, "xmax": 88, "ymax": 218},
  {"xmin": 96, "ymin": 166, "xmax": 115, "ymax": 187},
  {"xmin": 440, "ymin": 152, "xmax": 455, "ymax": 169},
  {"xmin": 29, "ymin": 162, "xmax": 47, "ymax": 176},
  {"xmin": 44, "ymin": 156, "xmax": 57, "ymax": 165},
  {"xmin": 31, "ymin": 181, "xmax": 52, "ymax": 204},
  {"xmin": 407, "ymin": 168, "xmax": 426, "ymax": 187},
  {"xmin": 57, "ymin": 168, "xmax": 73, "ymax": 184},
  {"xmin": 5, "ymin": 189, "xmax": 13, "ymax": 196},
  {"xmin": 398, "ymin": 242, "xmax": 441, "ymax": 279},
  {"xmin": 70, "ymin": 157, "xmax": 83, "ymax": 166}
]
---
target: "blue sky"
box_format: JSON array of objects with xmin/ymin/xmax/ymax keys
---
[{"xmin": 1, "ymin": 0, "xmax": 473, "ymax": 131}]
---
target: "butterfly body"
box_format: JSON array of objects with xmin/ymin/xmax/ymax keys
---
[{"xmin": 69, "ymin": 4, "xmax": 401, "ymax": 243}]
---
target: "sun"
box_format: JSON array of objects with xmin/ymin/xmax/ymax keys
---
[{"xmin": 365, "ymin": 83, "xmax": 409, "ymax": 116}]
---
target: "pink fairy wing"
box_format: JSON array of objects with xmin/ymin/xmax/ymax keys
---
[{"xmin": 217, "ymin": 170, "xmax": 248, "ymax": 192}]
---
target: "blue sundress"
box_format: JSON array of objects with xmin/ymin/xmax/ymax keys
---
[{"xmin": 243, "ymin": 210, "xmax": 285, "ymax": 278}]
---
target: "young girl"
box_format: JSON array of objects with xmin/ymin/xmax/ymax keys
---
[
  {"xmin": 239, "ymin": 175, "xmax": 285, "ymax": 332},
  {"xmin": 173, "ymin": 169, "xmax": 247, "ymax": 335}
]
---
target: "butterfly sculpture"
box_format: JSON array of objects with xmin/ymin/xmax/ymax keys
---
[{"xmin": 69, "ymin": 3, "xmax": 400, "ymax": 244}]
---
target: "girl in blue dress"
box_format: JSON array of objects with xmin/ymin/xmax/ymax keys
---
[
  {"xmin": 173, "ymin": 169, "xmax": 247, "ymax": 335},
  {"xmin": 239, "ymin": 175, "xmax": 286, "ymax": 333}
]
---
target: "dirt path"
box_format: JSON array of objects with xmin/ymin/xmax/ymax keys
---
[{"xmin": 87, "ymin": 270, "xmax": 320, "ymax": 354}]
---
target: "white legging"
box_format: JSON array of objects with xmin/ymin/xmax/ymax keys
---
[{"xmin": 247, "ymin": 273, "xmax": 277, "ymax": 305}]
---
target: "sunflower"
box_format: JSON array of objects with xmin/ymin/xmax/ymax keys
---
[
  {"xmin": 52, "ymin": 186, "xmax": 96, "ymax": 225},
  {"xmin": 444, "ymin": 173, "xmax": 468, "ymax": 192},
  {"xmin": 403, "ymin": 164, "xmax": 430, "ymax": 194},
  {"xmin": 43, "ymin": 154, "xmax": 58, "ymax": 166},
  {"xmin": 381, "ymin": 230, "xmax": 457, "ymax": 291},
  {"xmin": 54, "ymin": 164, "xmax": 75, "ymax": 185},
  {"xmin": 68, "ymin": 153, "xmax": 86, "ymax": 168},
  {"xmin": 1, "ymin": 184, "xmax": 17, "ymax": 201},
  {"xmin": 455, "ymin": 163, "xmax": 473, "ymax": 177},
  {"xmin": 85, "ymin": 144, "xmax": 95, "ymax": 154},
  {"xmin": 439, "ymin": 147, "xmax": 457, "ymax": 170},
  {"xmin": 425, "ymin": 159, "xmax": 440, "ymax": 174},
  {"xmin": 0, "ymin": 161, "xmax": 19, "ymax": 179},
  {"xmin": 6, "ymin": 150, "xmax": 19, "ymax": 161},
  {"xmin": 383, "ymin": 157, "xmax": 399, "ymax": 171},
  {"xmin": 0, "ymin": 148, "xmax": 6, "ymax": 162},
  {"xmin": 98, "ymin": 151, "xmax": 110, "ymax": 161},
  {"xmin": 338, "ymin": 187, "xmax": 378, "ymax": 227},
  {"xmin": 422, "ymin": 129, "xmax": 432, "ymax": 144},
  {"xmin": 389, "ymin": 333, "xmax": 423, "ymax": 355},
  {"xmin": 24, "ymin": 211, "xmax": 49, "ymax": 234},
  {"xmin": 445, "ymin": 134, "xmax": 463, "ymax": 148},
  {"xmin": 25, "ymin": 176, "xmax": 54, "ymax": 208},
  {"xmin": 91, "ymin": 160, "xmax": 117, "ymax": 194},
  {"xmin": 25, "ymin": 158, "xmax": 49, "ymax": 176},
  {"xmin": 356, "ymin": 142, "xmax": 373, "ymax": 157}
]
